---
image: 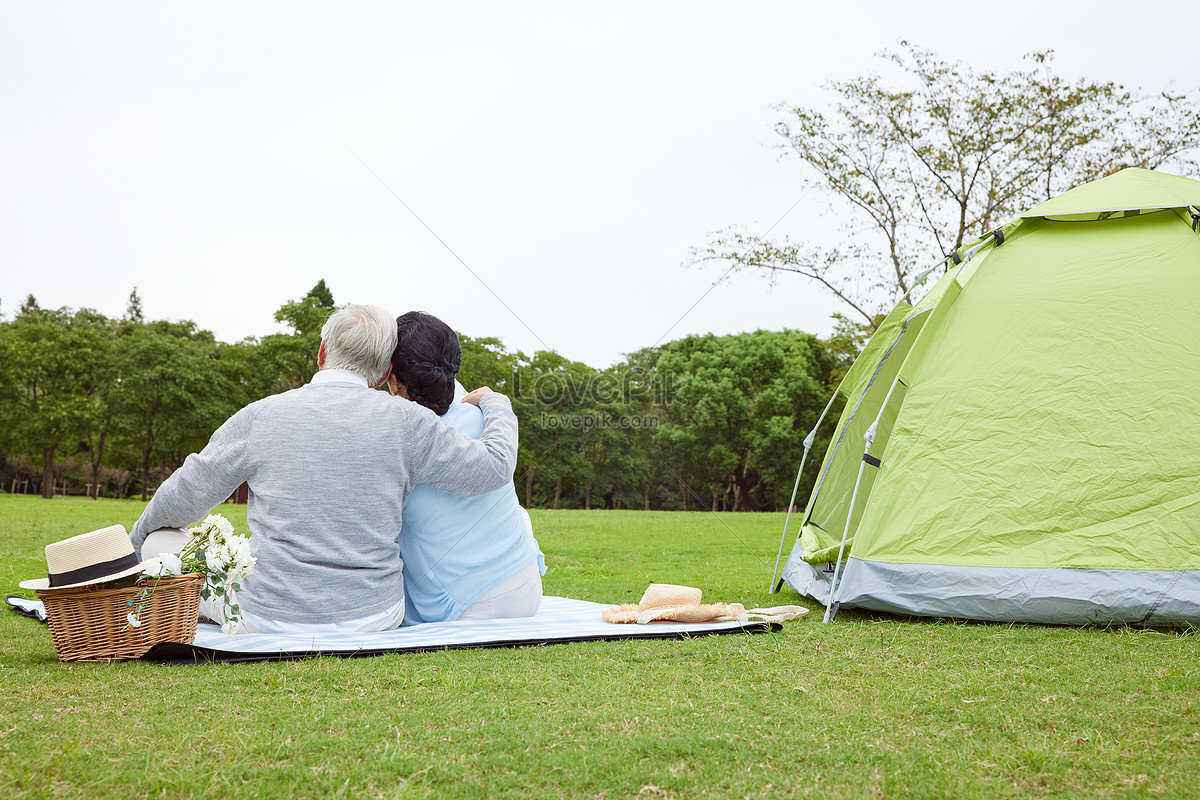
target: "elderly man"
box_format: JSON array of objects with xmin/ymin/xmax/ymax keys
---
[{"xmin": 129, "ymin": 304, "xmax": 518, "ymax": 633}]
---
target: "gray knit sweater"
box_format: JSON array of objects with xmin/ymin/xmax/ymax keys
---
[{"xmin": 129, "ymin": 380, "xmax": 518, "ymax": 623}]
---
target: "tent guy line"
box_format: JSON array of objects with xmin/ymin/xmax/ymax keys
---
[
  {"xmin": 652, "ymin": 189, "xmax": 810, "ymax": 349},
  {"xmin": 330, "ymin": 129, "xmax": 790, "ymax": 576},
  {"xmin": 331, "ymin": 129, "xmax": 552, "ymax": 351},
  {"xmin": 326, "ymin": 131, "xmax": 773, "ymax": 575}
]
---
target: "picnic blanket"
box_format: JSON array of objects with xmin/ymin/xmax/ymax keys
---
[{"xmin": 6, "ymin": 595, "xmax": 780, "ymax": 664}]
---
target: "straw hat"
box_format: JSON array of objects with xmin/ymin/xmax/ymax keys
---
[
  {"xmin": 603, "ymin": 583, "xmax": 730, "ymax": 624},
  {"xmin": 19, "ymin": 525, "xmax": 160, "ymax": 591},
  {"xmin": 603, "ymin": 582, "xmax": 810, "ymax": 624}
]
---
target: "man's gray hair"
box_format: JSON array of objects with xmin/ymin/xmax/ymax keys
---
[{"xmin": 320, "ymin": 304, "xmax": 398, "ymax": 385}]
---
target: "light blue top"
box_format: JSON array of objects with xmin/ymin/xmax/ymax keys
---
[{"xmin": 400, "ymin": 383, "xmax": 546, "ymax": 625}]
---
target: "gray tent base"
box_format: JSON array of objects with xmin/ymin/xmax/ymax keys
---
[{"xmin": 782, "ymin": 550, "xmax": 1200, "ymax": 627}]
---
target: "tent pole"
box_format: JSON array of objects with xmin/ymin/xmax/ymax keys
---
[
  {"xmin": 770, "ymin": 391, "xmax": 840, "ymax": 594},
  {"xmin": 897, "ymin": 264, "xmax": 940, "ymax": 303},
  {"xmin": 769, "ymin": 460, "xmax": 807, "ymax": 594},
  {"xmin": 823, "ymin": 423, "xmax": 875, "ymax": 623},
  {"xmin": 825, "ymin": 371, "xmax": 902, "ymax": 623},
  {"xmin": 821, "ymin": 255, "xmax": 971, "ymax": 621}
]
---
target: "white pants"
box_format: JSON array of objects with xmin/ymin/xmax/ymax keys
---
[
  {"xmin": 458, "ymin": 559, "xmax": 543, "ymax": 621},
  {"xmin": 141, "ymin": 528, "xmax": 191, "ymax": 560},
  {"xmin": 140, "ymin": 528, "xmax": 406, "ymax": 634}
]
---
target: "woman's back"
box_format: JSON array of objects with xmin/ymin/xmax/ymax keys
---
[{"xmin": 399, "ymin": 383, "xmax": 544, "ymax": 624}]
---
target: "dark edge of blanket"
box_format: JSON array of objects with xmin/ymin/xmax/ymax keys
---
[
  {"xmin": 143, "ymin": 622, "xmax": 783, "ymax": 665},
  {"xmin": 5, "ymin": 595, "xmax": 43, "ymax": 621}
]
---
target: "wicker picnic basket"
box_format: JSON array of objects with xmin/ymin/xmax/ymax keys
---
[{"xmin": 35, "ymin": 573, "xmax": 204, "ymax": 662}]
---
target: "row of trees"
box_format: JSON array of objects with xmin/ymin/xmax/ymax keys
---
[
  {"xmin": 0, "ymin": 283, "xmax": 339, "ymax": 502},
  {"xmin": 462, "ymin": 326, "xmax": 848, "ymax": 512},
  {"xmin": 0, "ymin": 282, "xmax": 849, "ymax": 511}
]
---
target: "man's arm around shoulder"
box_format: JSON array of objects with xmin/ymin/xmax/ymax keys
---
[{"xmin": 408, "ymin": 388, "xmax": 518, "ymax": 498}]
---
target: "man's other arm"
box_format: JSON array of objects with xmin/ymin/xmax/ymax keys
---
[
  {"xmin": 407, "ymin": 391, "xmax": 518, "ymax": 498},
  {"xmin": 129, "ymin": 408, "xmax": 253, "ymax": 554}
]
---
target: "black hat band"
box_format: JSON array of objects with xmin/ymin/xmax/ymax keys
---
[{"xmin": 48, "ymin": 552, "xmax": 141, "ymax": 587}]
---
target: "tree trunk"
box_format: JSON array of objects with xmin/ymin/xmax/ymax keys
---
[
  {"xmin": 41, "ymin": 446, "xmax": 54, "ymax": 499},
  {"xmin": 711, "ymin": 487, "xmax": 719, "ymax": 513},
  {"xmin": 751, "ymin": 480, "xmax": 766, "ymax": 512},
  {"xmin": 140, "ymin": 448, "xmax": 152, "ymax": 502},
  {"xmin": 644, "ymin": 462, "xmax": 654, "ymax": 511},
  {"xmin": 88, "ymin": 430, "xmax": 107, "ymax": 500},
  {"xmin": 730, "ymin": 464, "xmax": 758, "ymax": 512},
  {"xmin": 584, "ymin": 482, "xmax": 592, "ymax": 510},
  {"xmin": 553, "ymin": 475, "xmax": 563, "ymax": 510},
  {"xmin": 524, "ymin": 466, "xmax": 535, "ymax": 507},
  {"xmin": 680, "ymin": 479, "xmax": 689, "ymax": 511}
]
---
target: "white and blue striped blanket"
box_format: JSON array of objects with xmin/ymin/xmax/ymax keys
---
[{"xmin": 6, "ymin": 595, "xmax": 777, "ymax": 663}]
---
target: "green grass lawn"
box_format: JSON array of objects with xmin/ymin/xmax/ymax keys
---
[{"xmin": 2, "ymin": 495, "xmax": 1199, "ymax": 799}]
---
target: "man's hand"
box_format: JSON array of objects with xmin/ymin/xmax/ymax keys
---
[{"xmin": 461, "ymin": 387, "xmax": 494, "ymax": 406}]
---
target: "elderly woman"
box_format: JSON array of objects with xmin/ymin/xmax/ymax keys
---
[{"xmin": 389, "ymin": 311, "xmax": 545, "ymax": 624}]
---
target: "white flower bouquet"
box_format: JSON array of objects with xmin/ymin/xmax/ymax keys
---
[{"xmin": 132, "ymin": 513, "xmax": 256, "ymax": 635}]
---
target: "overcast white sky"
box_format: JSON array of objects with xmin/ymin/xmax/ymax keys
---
[{"xmin": 2, "ymin": 2, "xmax": 1193, "ymax": 367}]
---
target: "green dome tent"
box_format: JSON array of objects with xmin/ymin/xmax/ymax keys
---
[{"xmin": 776, "ymin": 168, "xmax": 1200, "ymax": 626}]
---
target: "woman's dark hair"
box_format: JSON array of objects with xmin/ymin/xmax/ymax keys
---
[{"xmin": 391, "ymin": 311, "xmax": 462, "ymax": 416}]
